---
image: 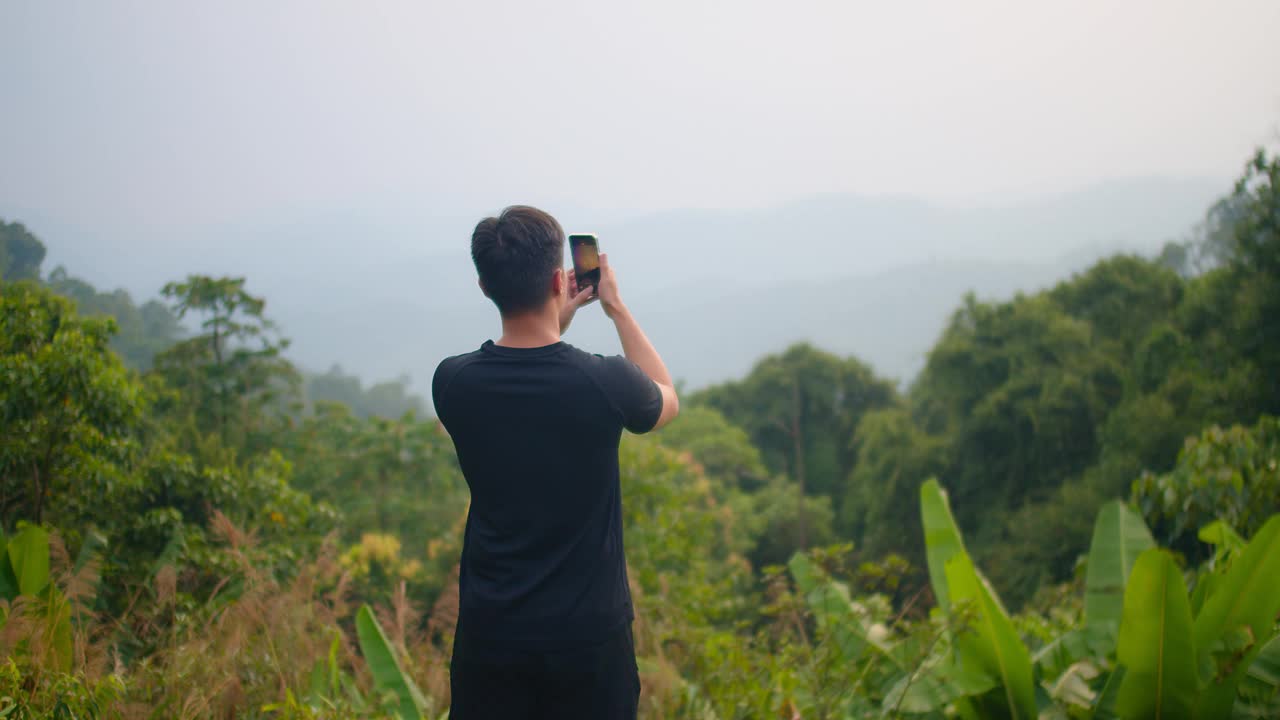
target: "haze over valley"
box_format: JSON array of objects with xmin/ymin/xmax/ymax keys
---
[{"xmin": 24, "ymin": 175, "xmax": 1223, "ymax": 392}]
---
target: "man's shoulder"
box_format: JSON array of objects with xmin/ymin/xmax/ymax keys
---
[
  {"xmin": 432, "ymin": 347, "xmax": 487, "ymax": 402},
  {"xmin": 435, "ymin": 346, "xmax": 486, "ymax": 371},
  {"xmin": 434, "ymin": 347, "xmax": 483, "ymax": 376},
  {"xmin": 564, "ymin": 343, "xmax": 630, "ymax": 369}
]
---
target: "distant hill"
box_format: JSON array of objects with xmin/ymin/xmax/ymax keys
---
[{"xmin": 26, "ymin": 175, "xmax": 1224, "ymax": 394}]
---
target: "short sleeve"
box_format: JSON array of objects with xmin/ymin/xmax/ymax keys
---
[
  {"xmin": 600, "ymin": 355, "xmax": 664, "ymax": 434},
  {"xmin": 431, "ymin": 358, "xmax": 456, "ymax": 427}
]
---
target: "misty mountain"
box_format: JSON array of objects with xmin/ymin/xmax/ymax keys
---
[{"xmin": 27, "ymin": 176, "xmax": 1222, "ymax": 393}]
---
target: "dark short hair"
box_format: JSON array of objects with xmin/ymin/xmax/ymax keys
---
[{"xmin": 471, "ymin": 206, "xmax": 564, "ymax": 315}]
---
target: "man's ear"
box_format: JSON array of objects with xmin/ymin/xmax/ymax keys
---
[
  {"xmin": 551, "ymin": 268, "xmax": 565, "ymax": 296},
  {"xmin": 478, "ymin": 278, "xmax": 489, "ymax": 298}
]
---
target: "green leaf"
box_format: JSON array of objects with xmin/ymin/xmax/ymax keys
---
[
  {"xmin": 7, "ymin": 525, "xmax": 50, "ymax": 597},
  {"xmin": 1198, "ymin": 521, "xmax": 1245, "ymax": 551},
  {"xmin": 0, "ymin": 546, "xmax": 17, "ymax": 601},
  {"xmin": 355, "ymin": 604, "xmax": 426, "ymax": 720},
  {"xmin": 788, "ymin": 553, "xmax": 900, "ymax": 669},
  {"xmin": 73, "ymin": 528, "xmax": 108, "ymax": 575},
  {"xmin": 920, "ymin": 478, "xmax": 966, "ymax": 613},
  {"xmin": 787, "ymin": 552, "xmax": 820, "ymax": 594},
  {"xmin": 882, "ymin": 656, "xmax": 995, "ymax": 715},
  {"xmin": 1233, "ymin": 634, "xmax": 1280, "ymax": 719},
  {"xmin": 37, "ymin": 583, "xmax": 73, "ymax": 672},
  {"xmin": 1115, "ymin": 549, "xmax": 1198, "ymax": 720},
  {"xmin": 1190, "ymin": 572, "xmax": 1221, "ymax": 616},
  {"xmin": 1195, "ymin": 515, "xmax": 1280, "ymax": 717},
  {"xmin": 944, "ymin": 553, "xmax": 1037, "ymax": 719},
  {"xmin": 1091, "ymin": 665, "xmax": 1126, "ymax": 720},
  {"xmin": 308, "ymin": 660, "xmax": 328, "ymax": 705},
  {"xmin": 328, "ymin": 631, "xmax": 342, "ymax": 697},
  {"xmin": 1084, "ymin": 501, "xmax": 1155, "ymax": 650},
  {"xmin": 1034, "ymin": 625, "xmax": 1113, "ymax": 683}
]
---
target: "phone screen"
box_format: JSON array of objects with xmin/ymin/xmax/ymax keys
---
[{"xmin": 569, "ymin": 234, "xmax": 600, "ymax": 292}]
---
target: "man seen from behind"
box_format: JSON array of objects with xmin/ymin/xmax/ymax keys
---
[{"xmin": 432, "ymin": 206, "xmax": 680, "ymax": 719}]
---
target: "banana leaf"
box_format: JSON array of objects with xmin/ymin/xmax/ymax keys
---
[
  {"xmin": 0, "ymin": 544, "xmax": 17, "ymax": 600},
  {"xmin": 356, "ymin": 604, "xmax": 427, "ymax": 720},
  {"xmin": 1083, "ymin": 501, "xmax": 1154, "ymax": 651},
  {"xmin": 944, "ymin": 553, "xmax": 1037, "ymax": 719},
  {"xmin": 7, "ymin": 525, "xmax": 50, "ymax": 597},
  {"xmin": 1115, "ymin": 549, "xmax": 1197, "ymax": 720},
  {"xmin": 1193, "ymin": 515, "xmax": 1280, "ymax": 717},
  {"xmin": 1233, "ymin": 633, "xmax": 1280, "ymax": 719},
  {"xmin": 1091, "ymin": 665, "xmax": 1126, "ymax": 720},
  {"xmin": 920, "ymin": 478, "xmax": 967, "ymax": 614}
]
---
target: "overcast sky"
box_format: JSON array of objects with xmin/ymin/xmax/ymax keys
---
[{"xmin": 4, "ymin": 0, "xmax": 1279, "ymax": 235}]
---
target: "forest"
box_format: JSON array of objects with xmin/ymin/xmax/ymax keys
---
[{"xmin": 1, "ymin": 148, "xmax": 1278, "ymax": 719}]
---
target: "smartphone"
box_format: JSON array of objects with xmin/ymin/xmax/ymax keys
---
[{"xmin": 568, "ymin": 233, "xmax": 601, "ymax": 294}]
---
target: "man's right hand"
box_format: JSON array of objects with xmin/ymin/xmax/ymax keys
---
[{"xmin": 597, "ymin": 253, "xmax": 626, "ymax": 320}]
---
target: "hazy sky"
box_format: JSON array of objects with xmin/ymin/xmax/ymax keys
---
[{"xmin": 4, "ymin": 0, "xmax": 1279, "ymax": 234}]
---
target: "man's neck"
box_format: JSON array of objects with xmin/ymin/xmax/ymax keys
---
[{"xmin": 496, "ymin": 307, "xmax": 561, "ymax": 348}]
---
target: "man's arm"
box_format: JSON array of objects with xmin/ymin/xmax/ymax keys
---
[{"xmin": 597, "ymin": 253, "xmax": 680, "ymax": 431}]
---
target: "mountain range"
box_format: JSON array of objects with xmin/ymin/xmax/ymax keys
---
[{"xmin": 24, "ymin": 175, "xmax": 1224, "ymax": 393}]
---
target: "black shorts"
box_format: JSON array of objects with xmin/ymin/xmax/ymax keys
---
[{"xmin": 448, "ymin": 621, "xmax": 640, "ymax": 720}]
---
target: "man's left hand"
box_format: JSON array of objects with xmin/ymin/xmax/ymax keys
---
[{"xmin": 559, "ymin": 269, "xmax": 597, "ymax": 334}]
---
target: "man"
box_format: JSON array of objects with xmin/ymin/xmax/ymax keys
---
[{"xmin": 432, "ymin": 205, "xmax": 679, "ymax": 719}]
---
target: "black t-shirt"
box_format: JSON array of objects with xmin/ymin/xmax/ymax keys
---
[{"xmin": 432, "ymin": 340, "xmax": 663, "ymax": 652}]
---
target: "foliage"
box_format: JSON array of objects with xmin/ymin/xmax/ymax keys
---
[
  {"xmin": 920, "ymin": 479, "xmax": 1036, "ymax": 718},
  {"xmin": 1081, "ymin": 500, "xmax": 1154, "ymax": 652},
  {"xmin": 1114, "ymin": 549, "xmax": 1197, "ymax": 719},
  {"xmin": 0, "ymin": 281, "xmax": 141, "ymax": 527},
  {"xmin": 154, "ymin": 275, "xmax": 299, "ymax": 456},
  {"xmin": 694, "ymin": 343, "xmax": 897, "ymax": 544},
  {"xmin": 907, "ymin": 479, "xmax": 1280, "ymax": 719},
  {"xmin": 0, "ymin": 660, "xmax": 127, "ymax": 720},
  {"xmin": 2, "ymin": 145, "xmax": 1279, "ymax": 718},
  {"xmin": 841, "ymin": 407, "xmax": 947, "ymax": 562},
  {"xmin": 355, "ymin": 604, "xmax": 430, "ymax": 720},
  {"xmin": 306, "ymin": 365, "xmax": 427, "ymax": 420},
  {"xmin": 283, "ymin": 402, "xmax": 464, "ymax": 562},
  {"xmin": 0, "ymin": 219, "xmax": 47, "ymax": 281},
  {"xmin": 1133, "ymin": 416, "xmax": 1280, "ymax": 563},
  {"xmin": 654, "ymin": 406, "xmax": 769, "ymax": 492},
  {"xmin": 46, "ymin": 265, "xmax": 184, "ymax": 371}
]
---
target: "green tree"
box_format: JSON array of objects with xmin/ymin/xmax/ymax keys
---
[
  {"xmin": 305, "ymin": 365, "xmax": 427, "ymax": 419},
  {"xmin": 282, "ymin": 402, "xmax": 465, "ymax": 569},
  {"xmin": 913, "ymin": 294, "xmax": 1123, "ymax": 539},
  {"xmin": 654, "ymin": 406, "xmax": 769, "ymax": 492},
  {"xmin": 694, "ymin": 343, "xmax": 896, "ymax": 546},
  {"xmin": 1132, "ymin": 415, "xmax": 1280, "ymax": 563},
  {"xmin": 0, "ymin": 281, "xmax": 140, "ymax": 527},
  {"xmin": 1048, "ymin": 255, "xmax": 1182, "ymax": 357},
  {"xmin": 1225, "ymin": 149, "xmax": 1280, "ymax": 414},
  {"xmin": 153, "ymin": 275, "xmax": 298, "ymax": 457},
  {"xmin": 840, "ymin": 407, "xmax": 946, "ymax": 561},
  {"xmin": 46, "ymin": 266, "xmax": 184, "ymax": 370},
  {"xmin": 0, "ymin": 220, "xmax": 47, "ymax": 281}
]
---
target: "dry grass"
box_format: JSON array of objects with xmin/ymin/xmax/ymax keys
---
[
  {"xmin": 3, "ymin": 512, "xmax": 467, "ymax": 718},
  {"xmin": 126, "ymin": 510, "xmax": 360, "ymax": 719}
]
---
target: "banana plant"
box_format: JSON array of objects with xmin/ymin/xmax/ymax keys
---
[
  {"xmin": 919, "ymin": 479, "xmax": 1037, "ymax": 719},
  {"xmin": 1113, "ymin": 549, "xmax": 1198, "ymax": 718},
  {"xmin": 355, "ymin": 604, "xmax": 430, "ymax": 720},
  {"xmin": 0, "ymin": 525, "xmax": 72, "ymax": 672},
  {"xmin": 788, "ymin": 552, "xmax": 900, "ymax": 668},
  {"xmin": 1104, "ymin": 515, "xmax": 1280, "ymax": 719},
  {"xmin": 1234, "ymin": 634, "xmax": 1280, "ymax": 719},
  {"xmin": 1190, "ymin": 515, "xmax": 1280, "ymax": 716},
  {"xmin": 1033, "ymin": 500, "xmax": 1154, "ymax": 713},
  {"xmin": 304, "ymin": 631, "xmax": 375, "ymax": 713}
]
